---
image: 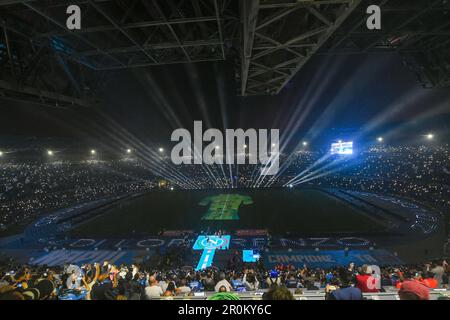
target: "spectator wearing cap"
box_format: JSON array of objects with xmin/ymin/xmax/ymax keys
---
[
  {"xmin": 398, "ymin": 280, "xmax": 430, "ymax": 300},
  {"xmin": 266, "ymin": 270, "xmax": 281, "ymax": 287}
]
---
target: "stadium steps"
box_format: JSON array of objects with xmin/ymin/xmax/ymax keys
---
[
  {"xmin": 339, "ymin": 190, "xmax": 409, "ymax": 223},
  {"xmin": 319, "ymin": 189, "xmax": 392, "ymax": 228},
  {"xmin": 64, "ymin": 193, "xmax": 147, "ymax": 228}
]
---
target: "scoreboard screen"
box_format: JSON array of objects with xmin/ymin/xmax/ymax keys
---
[
  {"xmin": 243, "ymin": 250, "xmax": 261, "ymax": 263},
  {"xmin": 330, "ymin": 141, "xmax": 353, "ymax": 155}
]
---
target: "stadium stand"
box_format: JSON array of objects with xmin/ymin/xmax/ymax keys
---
[
  {"xmin": 1, "ymin": 144, "xmax": 449, "ymax": 233},
  {"xmin": 0, "ymin": 259, "xmax": 448, "ymax": 300}
]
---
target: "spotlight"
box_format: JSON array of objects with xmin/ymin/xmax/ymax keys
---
[
  {"xmin": 170, "ymin": 187, "xmax": 174, "ymax": 191},
  {"xmin": 0, "ymin": 151, "xmax": 3, "ymax": 156},
  {"xmin": 427, "ymin": 133, "xmax": 434, "ymax": 140},
  {"xmin": 302, "ymin": 141, "xmax": 308, "ymax": 147},
  {"xmin": 126, "ymin": 149, "xmax": 132, "ymax": 154},
  {"xmin": 215, "ymin": 145, "xmax": 220, "ymax": 150},
  {"xmin": 90, "ymin": 149, "xmax": 96, "ymax": 155},
  {"xmin": 377, "ymin": 137, "xmax": 383, "ymax": 142},
  {"xmin": 288, "ymin": 184, "xmax": 293, "ymax": 188},
  {"xmin": 271, "ymin": 143, "xmax": 276, "ymax": 147},
  {"xmin": 243, "ymin": 144, "xmax": 248, "ymax": 149},
  {"xmin": 158, "ymin": 147, "xmax": 164, "ymax": 153},
  {"xmin": 47, "ymin": 150, "xmax": 54, "ymax": 156}
]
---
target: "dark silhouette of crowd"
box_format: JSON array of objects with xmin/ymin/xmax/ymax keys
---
[{"xmin": 0, "ymin": 257, "xmax": 448, "ymax": 300}]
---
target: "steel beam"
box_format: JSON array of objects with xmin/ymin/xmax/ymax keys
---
[
  {"xmin": 362, "ymin": 0, "xmax": 444, "ymax": 52},
  {"xmin": 87, "ymin": 0, "xmax": 157, "ymax": 64},
  {"xmin": 151, "ymin": 0, "xmax": 191, "ymax": 62},
  {"xmin": 95, "ymin": 57, "xmax": 224, "ymax": 71},
  {"xmin": 213, "ymin": 0, "xmax": 225, "ymax": 60},
  {"xmin": 240, "ymin": 0, "xmax": 260, "ymax": 95},
  {"xmin": 21, "ymin": 1, "xmax": 124, "ymax": 68},
  {"xmin": 34, "ymin": 16, "xmax": 221, "ymax": 39},
  {"xmin": 2, "ymin": 21, "xmax": 17, "ymax": 79},
  {"xmin": 273, "ymin": 0, "xmax": 361, "ymax": 94},
  {"xmin": 80, "ymin": 39, "xmax": 223, "ymax": 56},
  {"xmin": 0, "ymin": 79, "xmax": 95, "ymax": 108}
]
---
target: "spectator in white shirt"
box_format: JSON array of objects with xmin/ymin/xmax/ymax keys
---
[
  {"xmin": 145, "ymin": 276, "xmax": 163, "ymax": 299},
  {"xmin": 177, "ymin": 279, "xmax": 191, "ymax": 295},
  {"xmin": 214, "ymin": 272, "xmax": 233, "ymax": 292}
]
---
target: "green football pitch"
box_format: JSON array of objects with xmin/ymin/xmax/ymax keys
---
[{"xmin": 72, "ymin": 188, "xmax": 386, "ymax": 237}]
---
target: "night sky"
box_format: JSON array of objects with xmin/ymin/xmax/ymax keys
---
[{"xmin": 1, "ymin": 52, "xmax": 449, "ymax": 149}]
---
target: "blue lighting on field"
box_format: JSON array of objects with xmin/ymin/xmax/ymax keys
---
[
  {"xmin": 193, "ymin": 235, "xmax": 230, "ymax": 250},
  {"xmin": 193, "ymin": 235, "xmax": 230, "ymax": 271}
]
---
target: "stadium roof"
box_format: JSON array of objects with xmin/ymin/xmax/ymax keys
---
[{"xmin": 0, "ymin": 0, "xmax": 449, "ymax": 108}]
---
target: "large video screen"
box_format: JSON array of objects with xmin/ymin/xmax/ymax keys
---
[
  {"xmin": 243, "ymin": 250, "xmax": 261, "ymax": 263},
  {"xmin": 330, "ymin": 141, "xmax": 353, "ymax": 155},
  {"xmin": 200, "ymin": 194, "xmax": 253, "ymax": 220}
]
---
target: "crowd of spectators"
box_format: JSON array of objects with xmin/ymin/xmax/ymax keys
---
[
  {"xmin": 0, "ymin": 258, "xmax": 448, "ymax": 300},
  {"xmin": 312, "ymin": 145, "xmax": 450, "ymax": 211},
  {"xmin": 0, "ymin": 144, "xmax": 449, "ymax": 232},
  {"xmin": 0, "ymin": 160, "xmax": 158, "ymax": 231}
]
